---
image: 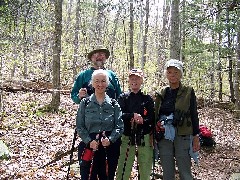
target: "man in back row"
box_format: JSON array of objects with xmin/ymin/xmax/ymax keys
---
[{"xmin": 71, "ymin": 46, "xmax": 122, "ymax": 103}]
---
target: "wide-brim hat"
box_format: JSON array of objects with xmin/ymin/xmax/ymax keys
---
[{"xmin": 87, "ymin": 46, "xmax": 110, "ymax": 60}]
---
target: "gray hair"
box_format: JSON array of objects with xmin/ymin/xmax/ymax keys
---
[{"xmin": 91, "ymin": 69, "xmax": 110, "ymax": 85}]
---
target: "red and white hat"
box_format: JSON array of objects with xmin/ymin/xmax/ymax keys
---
[{"xmin": 129, "ymin": 69, "xmax": 144, "ymax": 78}]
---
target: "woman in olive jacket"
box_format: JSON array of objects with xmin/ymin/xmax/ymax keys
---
[{"xmin": 155, "ymin": 59, "xmax": 200, "ymax": 180}]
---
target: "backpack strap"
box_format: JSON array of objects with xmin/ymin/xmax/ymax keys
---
[
  {"xmin": 84, "ymin": 97, "xmax": 91, "ymax": 107},
  {"xmin": 110, "ymin": 98, "xmax": 116, "ymax": 107}
]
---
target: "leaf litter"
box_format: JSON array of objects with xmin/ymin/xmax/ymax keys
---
[{"xmin": 0, "ymin": 92, "xmax": 239, "ymax": 180}]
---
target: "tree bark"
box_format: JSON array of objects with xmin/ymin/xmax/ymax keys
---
[
  {"xmin": 141, "ymin": 0, "xmax": 149, "ymax": 69},
  {"xmin": 217, "ymin": 3, "xmax": 223, "ymax": 102},
  {"xmin": 234, "ymin": 10, "xmax": 240, "ymax": 118},
  {"xmin": 129, "ymin": 0, "xmax": 134, "ymax": 69},
  {"xmin": 72, "ymin": 0, "xmax": 81, "ymax": 80},
  {"xmin": 226, "ymin": 7, "xmax": 235, "ymax": 103},
  {"xmin": 170, "ymin": 0, "xmax": 180, "ymax": 60},
  {"xmin": 50, "ymin": 0, "xmax": 63, "ymax": 111},
  {"xmin": 96, "ymin": 0, "xmax": 105, "ymax": 44},
  {"xmin": 109, "ymin": 0, "xmax": 124, "ymax": 67}
]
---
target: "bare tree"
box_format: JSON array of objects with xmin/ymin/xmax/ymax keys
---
[
  {"xmin": 22, "ymin": 1, "xmax": 31, "ymax": 79},
  {"xmin": 109, "ymin": 0, "xmax": 124, "ymax": 67},
  {"xmin": 217, "ymin": 3, "xmax": 223, "ymax": 101},
  {"xmin": 129, "ymin": 0, "xmax": 134, "ymax": 69},
  {"xmin": 170, "ymin": 0, "xmax": 180, "ymax": 60},
  {"xmin": 155, "ymin": 0, "xmax": 170, "ymax": 87},
  {"xmin": 226, "ymin": 6, "xmax": 235, "ymax": 103},
  {"xmin": 72, "ymin": 0, "xmax": 81, "ymax": 80},
  {"xmin": 234, "ymin": 9, "xmax": 240, "ymax": 118},
  {"xmin": 50, "ymin": 0, "xmax": 62, "ymax": 111},
  {"xmin": 141, "ymin": 0, "xmax": 149, "ymax": 69},
  {"xmin": 96, "ymin": 0, "xmax": 105, "ymax": 44}
]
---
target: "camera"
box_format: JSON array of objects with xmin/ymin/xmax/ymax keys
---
[{"xmin": 129, "ymin": 128, "xmax": 145, "ymax": 146}]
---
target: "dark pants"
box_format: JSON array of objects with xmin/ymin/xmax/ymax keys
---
[{"xmin": 78, "ymin": 138, "xmax": 121, "ymax": 180}]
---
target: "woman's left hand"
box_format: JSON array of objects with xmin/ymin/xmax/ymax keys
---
[
  {"xmin": 133, "ymin": 113, "xmax": 143, "ymax": 124},
  {"xmin": 193, "ymin": 135, "xmax": 200, "ymax": 152},
  {"xmin": 101, "ymin": 137, "xmax": 111, "ymax": 147}
]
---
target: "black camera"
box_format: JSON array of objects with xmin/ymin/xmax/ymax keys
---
[{"xmin": 129, "ymin": 128, "xmax": 145, "ymax": 146}]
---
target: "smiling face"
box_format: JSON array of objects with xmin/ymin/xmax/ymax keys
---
[
  {"xmin": 166, "ymin": 66, "xmax": 182, "ymax": 88},
  {"xmin": 129, "ymin": 74, "xmax": 143, "ymax": 93},
  {"xmin": 91, "ymin": 52, "xmax": 107, "ymax": 69},
  {"xmin": 92, "ymin": 72, "xmax": 108, "ymax": 94}
]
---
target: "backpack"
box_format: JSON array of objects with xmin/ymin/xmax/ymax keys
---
[{"xmin": 199, "ymin": 125, "xmax": 216, "ymax": 147}]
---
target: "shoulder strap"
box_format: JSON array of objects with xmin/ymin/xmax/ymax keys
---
[
  {"xmin": 110, "ymin": 98, "xmax": 116, "ymax": 107},
  {"xmin": 84, "ymin": 97, "xmax": 91, "ymax": 107},
  {"xmin": 154, "ymin": 87, "xmax": 168, "ymax": 120}
]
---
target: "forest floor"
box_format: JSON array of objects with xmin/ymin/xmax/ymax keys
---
[{"xmin": 0, "ymin": 92, "xmax": 240, "ymax": 180}]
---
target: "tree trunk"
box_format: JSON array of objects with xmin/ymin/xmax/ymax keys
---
[
  {"xmin": 22, "ymin": 2, "xmax": 31, "ymax": 79},
  {"xmin": 170, "ymin": 0, "xmax": 180, "ymax": 60},
  {"xmin": 129, "ymin": 0, "xmax": 134, "ymax": 69},
  {"xmin": 217, "ymin": 3, "xmax": 223, "ymax": 101},
  {"xmin": 96, "ymin": 0, "xmax": 105, "ymax": 44},
  {"xmin": 0, "ymin": 54, "xmax": 2, "ymax": 114},
  {"xmin": 109, "ymin": 0, "xmax": 124, "ymax": 67},
  {"xmin": 181, "ymin": 0, "xmax": 186, "ymax": 63},
  {"xmin": 141, "ymin": 0, "xmax": 149, "ymax": 69},
  {"xmin": 50, "ymin": 0, "xmax": 62, "ymax": 111},
  {"xmin": 72, "ymin": 0, "xmax": 81, "ymax": 80},
  {"xmin": 234, "ymin": 10, "xmax": 240, "ymax": 118},
  {"xmin": 226, "ymin": 7, "xmax": 235, "ymax": 103},
  {"xmin": 156, "ymin": 0, "xmax": 170, "ymax": 86}
]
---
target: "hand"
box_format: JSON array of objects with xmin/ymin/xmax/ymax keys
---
[
  {"xmin": 78, "ymin": 88, "xmax": 87, "ymax": 99},
  {"xmin": 90, "ymin": 140, "xmax": 99, "ymax": 151},
  {"xmin": 101, "ymin": 137, "xmax": 110, "ymax": 147},
  {"xmin": 133, "ymin": 113, "xmax": 143, "ymax": 124},
  {"xmin": 156, "ymin": 120, "xmax": 165, "ymax": 132},
  {"xmin": 193, "ymin": 135, "xmax": 200, "ymax": 152}
]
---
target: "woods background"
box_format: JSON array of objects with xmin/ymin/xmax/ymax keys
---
[
  {"xmin": 0, "ymin": 0, "xmax": 240, "ymax": 179},
  {"xmin": 1, "ymin": 0, "xmax": 240, "ymax": 112}
]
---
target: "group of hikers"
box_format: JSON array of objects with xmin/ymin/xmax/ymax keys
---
[{"xmin": 70, "ymin": 46, "xmax": 200, "ymax": 180}]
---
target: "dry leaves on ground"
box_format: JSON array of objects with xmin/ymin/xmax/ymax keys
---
[{"xmin": 0, "ymin": 92, "xmax": 239, "ymax": 180}]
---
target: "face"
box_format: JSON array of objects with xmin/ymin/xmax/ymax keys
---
[
  {"xmin": 91, "ymin": 52, "xmax": 107, "ymax": 68},
  {"xmin": 92, "ymin": 73, "xmax": 108, "ymax": 94},
  {"xmin": 166, "ymin": 66, "xmax": 182, "ymax": 85},
  {"xmin": 129, "ymin": 75, "xmax": 143, "ymax": 92}
]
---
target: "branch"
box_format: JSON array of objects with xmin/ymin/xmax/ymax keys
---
[{"xmin": 40, "ymin": 147, "xmax": 77, "ymax": 169}]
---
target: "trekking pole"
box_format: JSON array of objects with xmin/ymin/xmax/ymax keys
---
[
  {"xmin": 121, "ymin": 138, "xmax": 131, "ymax": 180},
  {"xmin": 121, "ymin": 119, "xmax": 135, "ymax": 180},
  {"xmin": 88, "ymin": 134, "xmax": 99, "ymax": 180},
  {"xmin": 67, "ymin": 128, "xmax": 78, "ymax": 180},
  {"xmin": 102, "ymin": 131, "xmax": 109, "ymax": 180},
  {"xmin": 151, "ymin": 128, "xmax": 155, "ymax": 180},
  {"xmin": 134, "ymin": 122, "xmax": 140, "ymax": 180}
]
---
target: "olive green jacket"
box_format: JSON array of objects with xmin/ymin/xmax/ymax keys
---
[{"xmin": 155, "ymin": 84, "xmax": 193, "ymax": 135}]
